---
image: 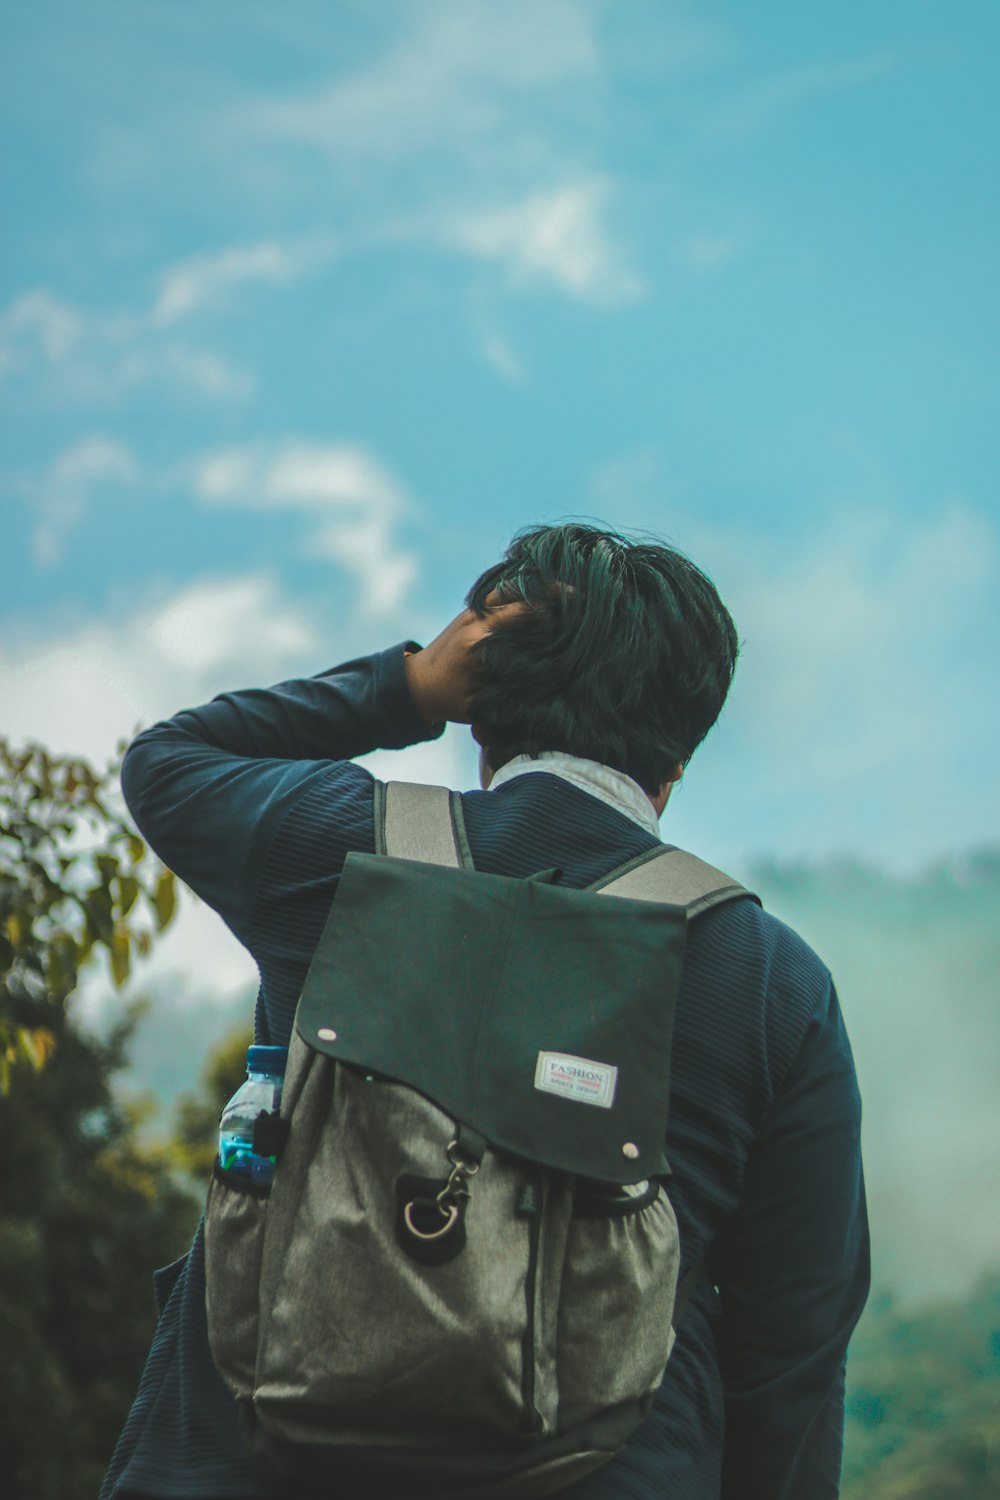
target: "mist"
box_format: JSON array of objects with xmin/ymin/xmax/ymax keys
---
[{"xmin": 748, "ymin": 851, "xmax": 1000, "ymax": 1302}]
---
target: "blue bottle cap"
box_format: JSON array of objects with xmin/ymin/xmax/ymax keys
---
[{"xmin": 247, "ymin": 1045, "xmax": 288, "ymax": 1076}]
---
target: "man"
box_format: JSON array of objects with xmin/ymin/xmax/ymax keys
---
[{"xmin": 102, "ymin": 523, "xmax": 869, "ymax": 1499}]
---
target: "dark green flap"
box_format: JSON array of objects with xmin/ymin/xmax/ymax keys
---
[{"xmin": 295, "ymin": 852, "xmax": 687, "ymax": 1185}]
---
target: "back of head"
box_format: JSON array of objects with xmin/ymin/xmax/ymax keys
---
[{"xmin": 466, "ymin": 523, "xmax": 739, "ymax": 795}]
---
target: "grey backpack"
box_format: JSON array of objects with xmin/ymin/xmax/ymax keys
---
[{"xmin": 204, "ymin": 780, "xmax": 756, "ymax": 1499}]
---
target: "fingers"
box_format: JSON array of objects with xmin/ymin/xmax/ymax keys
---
[{"xmin": 479, "ymin": 597, "xmax": 530, "ymax": 629}]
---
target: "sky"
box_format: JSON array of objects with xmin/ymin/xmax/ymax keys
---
[{"xmin": 2, "ymin": 0, "xmax": 998, "ymax": 1007}]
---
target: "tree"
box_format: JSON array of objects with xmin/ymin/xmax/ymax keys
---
[
  {"xmin": 1, "ymin": 739, "xmax": 175, "ymax": 1089},
  {"xmin": 0, "ymin": 740, "xmax": 196, "ymax": 1499}
]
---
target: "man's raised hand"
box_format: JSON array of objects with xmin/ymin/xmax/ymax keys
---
[{"xmin": 403, "ymin": 597, "xmax": 525, "ymax": 727}]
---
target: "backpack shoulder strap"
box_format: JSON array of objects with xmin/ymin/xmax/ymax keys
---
[
  {"xmin": 373, "ymin": 782, "xmax": 754, "ymax": 914},
  {"xmin": 590, "ymin": 844, "xmax": 760, "ymax": 918},
  {"xmin": 373, "ymin": 780, "xmax": 474, "ymax": 869}
]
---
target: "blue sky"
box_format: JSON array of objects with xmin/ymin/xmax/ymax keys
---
[{"xmin": 2, "ymin": 0, "xmax": 998, "ymax": 928}]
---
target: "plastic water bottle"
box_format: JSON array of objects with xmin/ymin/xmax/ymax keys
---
[{"xmin": 218, "ymin": 1045, "xmax": 288, "ymax": 1185}]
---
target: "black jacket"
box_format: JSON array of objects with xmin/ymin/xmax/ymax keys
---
[{"xmin": 102, "ymin": 644, "xmax": 869, "ymax": 1500}]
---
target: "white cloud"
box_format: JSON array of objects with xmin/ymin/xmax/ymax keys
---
[
  {"xmin": 254, "ymin": 0, "xmax": 598, "ymax": 163},
  {"xmin": 721, "ymin": 503, "xmax": 997, "ymax": 778},
  {"xmin": 477, "ymin": 323, "xmax": 526, "ymax": 384},
  {"xmin": 239, "ymin": 3, "xmax": 647, "ymax": 310},
  {"xmin": 151, "ymin": 237, "xmax": 335, "ymax": 327},
  {"xmin": 118, "ymin": 345, "xmax": 256, "ymax": 400},
  {"xmin": 0, "ymin": 284, "xmax": 256, "ymax": 406},
  {"xmin": 708, "ymin": 52, "xmax": 897, "ymax": 140},
  {"xmin": 0, "ymin": 572, "xmax": 317, "ymax": 765},
  {"xmin": 0, "ymin": 576, "xmax": 316, "ymax": 1010},
  {"xmin": 316, "ymin": 517, "xmax": 417, "ymax": 617},
  {"xmin": 197, "ymin": 444, "xmax": 404, "ymax": 512},
  {"xmin": 446, "ymin": 181, "xmax": 643, "ymax": 304},
  {"xmin": 678, "ymin": 234, "xmax": 742, "ymax": 272},
  {"xmin": 0, "ymin": 291, "xmax": 81, "ymax": 375},
  {"xmin": 675, "ymin": 502, "xmax": 1000, "ymax": 868},
  {"xmin": 147, "ymin": 575, "xmax": 315, "ymax": 677},
  {"xmin": 0, "ymin": 233, "xmax": 330, "ymax": 405},
  {"xmin": 30, "ymin": 435, "xmax": 138, "ymax": 567},
  {"xmin": 50, "ymin": 434, "xmax": 137, "ymax": 490},
  {"xmin": 193, "ymin": 442, "xmax": 418, "ymax": 615}
]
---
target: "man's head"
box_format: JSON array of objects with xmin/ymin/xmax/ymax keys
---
[{"xmin": 466, "ymin": 523, "xmax": 739, "ymax": 797}]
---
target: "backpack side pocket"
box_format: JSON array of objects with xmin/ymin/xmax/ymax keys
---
[
  {"xmin": 204, "ymin": 1160, "xmax": 270, "ymax": 1400},
  {"xmin": 555, "ymin": 1181, "xmax": 680, "ymax": 1431}
]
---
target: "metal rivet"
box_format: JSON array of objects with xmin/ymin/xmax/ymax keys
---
[
  {"xmin": 622, "ymin": 1142, "xmax": 640, "ymax": 1160},
  {"xmin": 317, "ymin": 1027, "xmax": 338, "ymax": 1042}
]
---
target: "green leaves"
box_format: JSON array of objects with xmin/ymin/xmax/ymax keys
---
[
  {"xmin": 109, "ymin": 924, "xmax": 131, "ymax": 988},
  {"xmin": 44, "ymin": 933, "xmax": 79, "ymax": 996},
  {"xmin": 0, "ymin": 737, "xmax": 182, "ymax": 1086},
  {"xmin": 117, "ymin": 874, "xmax": 140, "ymax": 917},
  {"xmin": 83, "ymin": 885, "xmax": 114, "ymax": 946},
  {"xmin": 152, "ymin": 869, "xmax": 176, "ymax": 931},
  {"xmin": 0, "ymin": 1020, "xmax": 56, "ymax": 1092}
]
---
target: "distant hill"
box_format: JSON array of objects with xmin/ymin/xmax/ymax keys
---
[{"xmin": 842, "ymin": 1272, "xmax": 1000, "ymax": 1496}]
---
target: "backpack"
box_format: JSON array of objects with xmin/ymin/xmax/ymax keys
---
[{"xmin": 204, "ymin": 779, "xmax": 757, "ymax": 1499}]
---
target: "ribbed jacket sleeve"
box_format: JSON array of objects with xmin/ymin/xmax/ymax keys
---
[{"xmin": 119, "ymin": 643, "xmax": 442, "ymax": 942}]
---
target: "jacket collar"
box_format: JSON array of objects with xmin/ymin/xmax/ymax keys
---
[{"xmin": 489, "ymin": 752, "xmax": 661, "ymax": 838}]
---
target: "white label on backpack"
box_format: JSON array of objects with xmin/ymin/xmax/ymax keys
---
[{"xmin": 534, "ymin": 1051, "xmax": 618, "ymax": 1109}]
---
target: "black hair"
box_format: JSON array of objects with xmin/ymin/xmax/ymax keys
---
[{"xmin": 465, "ymin": 523, "xmax": 739, "ymax": 795}]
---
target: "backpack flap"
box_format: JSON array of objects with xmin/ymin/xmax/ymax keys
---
[{"xmin": 296, "ymin": 851, "xmax": 687, "ymax": 1185}]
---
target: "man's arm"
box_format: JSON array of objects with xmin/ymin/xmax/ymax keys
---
[
  {"xmin": 120, "ymin": 644, "xmax": 443, "ymax": 941},
  {"xmin": 711, "ymin": 981, "xmax": 870, "ymax": 1498},
  {"xmin": 119, "ymin": 599, "xmax": 520, "ymax": 942}
]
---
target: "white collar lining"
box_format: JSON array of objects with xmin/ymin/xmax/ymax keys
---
[{"xmin": 489, "ymin": 752, "xmax": 661, "ymax": 838}]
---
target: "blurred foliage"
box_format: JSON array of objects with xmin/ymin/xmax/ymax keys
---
[
  {"xmin": 170, "ymin": 1022, "xmax": 254, "ymax": 1184},
  {"xmin": 0, "ymin": 1005, "xmax": 200, "ymax": 1500},
  {"xmin": 0, "ymin": 738, "xmax": 176, "ymax": 1089},
  {"xmin": 0, "ymin": 738, "xmax": 192, "ymax": 1498},
  {"xmin": 843, "ymin": 1276, "xmax": 1000, "ymax": 1497},
  {"xmin": 0, "ymin": 985, "xmax": 254, "ymax": 1500}
]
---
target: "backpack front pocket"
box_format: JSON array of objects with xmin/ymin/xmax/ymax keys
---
[
  {"xmin": 204, "ymin": 1160, "xmax": 270, "ymax": 1400},
  {"xmin": 252, "ymin": 1067, "xmax": 539, "ymax": 1444}
]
